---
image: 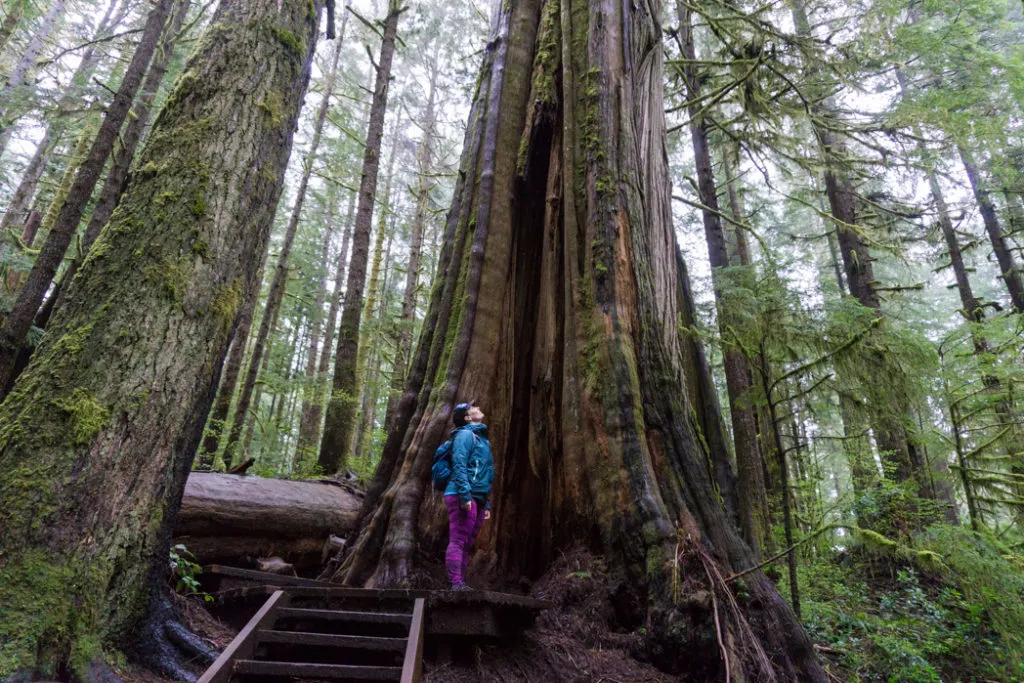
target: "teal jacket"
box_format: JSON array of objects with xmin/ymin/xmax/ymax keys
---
[{"xmin": 444, "ymin": 423, "xmax": 494, "ymax": 507}]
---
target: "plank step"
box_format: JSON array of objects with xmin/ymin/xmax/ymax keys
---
[
  {"xmin": 276, "ymin": 607, "xmax": 412, "ymax": 625},
  {"xmin": 233, "ymin": 659, "xmax": 401, "ymax": 680},
  {"xmin": 255, "ymin": 629, "xmax": 407, "ymax": 651}
]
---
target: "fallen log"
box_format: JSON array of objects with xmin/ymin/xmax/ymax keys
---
[{"xmin": 173, "ymin": 473, "xmax": 361, "ymax": 570}]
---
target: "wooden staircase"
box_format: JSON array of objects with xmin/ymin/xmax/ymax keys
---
[{"xmin": 199, "ymin": 589, "xmax": 425, "ymax": 682}]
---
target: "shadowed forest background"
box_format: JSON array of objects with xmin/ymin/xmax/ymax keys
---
[{"xmin": 1, "ymin": 0, "xmax": 1024, "ymax": 681}]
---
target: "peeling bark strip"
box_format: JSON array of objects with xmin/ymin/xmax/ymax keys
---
[
  {"xmin": 0, "ymin": 0, "xmax": 321, "ymax": 676},
  {"xmin": 319, "ymin": 0, "xmax": 404, "ymax": 474},
  {"xmin": 0, "ymin": 0, "xmax": 176, "ymax": 395},
  {"xmin": 338, "ymin": 0, "xmax": 824, "ymax": 678}
]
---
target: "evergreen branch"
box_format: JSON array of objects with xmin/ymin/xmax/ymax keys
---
[
  {"xmin": 38, "ymin": 28, "xmax": 145, "ymax": 67},
  {"xmin": 769, "ymin": 318, "xmax": 883, "ymax": 394}
]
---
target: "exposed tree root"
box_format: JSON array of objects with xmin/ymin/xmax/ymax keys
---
[{"xmin": 128, "ymin": 592, "xmax": 216, "ymax": 683}]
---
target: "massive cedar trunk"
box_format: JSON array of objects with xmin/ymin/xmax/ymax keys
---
[
  {"xmin": 0, "ymin": 0, "xmax": 320, "ymax": 676},
  {"xmin": 337, "ymin": 1, "xmax": 824, "ymax": 679},
  {"xmin": 319, "ymin": 1, "xmax": 403, "ymax": 474},
  {"xmin": 676, "ymin": 2, "xmax": 769, "ymax": 558},
  {"xmin": 0, "ymin": 0, "xmax": 175, "ymax": 395}
]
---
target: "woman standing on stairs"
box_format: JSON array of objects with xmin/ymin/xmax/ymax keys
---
[{"xmin": 444, "ymin": 400, "xmax": 494, "ymax": 590}]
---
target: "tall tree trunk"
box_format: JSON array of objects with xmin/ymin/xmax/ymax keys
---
[
  {"xmin": 353, "ymin": 230, "xmax": 394, "ymax": 462},
  {"xmin": 3, "ymin": 210, "xmax": 41, "ymax": 292},
  {"xmin": 959, "ymin": 145, "xmax": 1024, "ymax": 313},
  {"xmin": 335, "ymin": 1, "xmax": 824, "ymax": 679},
  {"xmin": 0, "ymin": 0, "xmax": 176, "ymax": 395},
  {"xmin": 319, "ymin": 0, "xmax": 403, "ymax": 474},
  {"xmin": 295, "ymin": 207, "xmax": 336, "ymax": 463},
  {"xmin": 0, "ymin": 0, "xmax": 69, "ymax": 153},
  {"xmin": 790, "ymin": 0, "xmax": 932, "ymax": 501},
  {"xmin": 0, "ymin": 0, "xmax": 320, "ymax": 676},
  {"xmin": 222, "ymin": 8, "xmax": 348, "ymax": 467},
  {"xmin": 352, "ymin": 109, "xmax": 401, "ymax": 455},
  {"xmin": 0, "ymin": 125, "xmax": 57, "ymax": 236},
  {"xmin": 675, "ymin": 2, "xmax": 769, "ymax": 559},
  {"xmin": 239, "ymin": 303, "xmax": 280, "ymax": 464},
  {"xmin": 297, "ymin": 189, "xmax": 356, "ymax": 459},
  {"xmin": 384, "ymin": 49, "xmax": 438, "ymax": 435},
  {"xmin": 43, "ymin": 0, "xmax": 192, "ymax": 327}
]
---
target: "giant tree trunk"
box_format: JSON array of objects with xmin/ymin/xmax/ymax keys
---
[
  {"xmin": 676, "ymin": 2, "xmax": 769, "ymax": 559},
  {"xmin": 319, "ymin": 0, "xmax": 403, "ymax": 474},
  {"xmin": 0, "ymin": 0, "xmax": 320, "ymax": 677},
  {"xmin": 0, "ymin": 0, "xmax": 175, "ymax": 395},
  {"xmin": 336, "ymin": 1, "xmax": 824, "ymax": 679},
  {"xmin": 42, "ymin": 0, "xmax": 192, "ymax": 327}
]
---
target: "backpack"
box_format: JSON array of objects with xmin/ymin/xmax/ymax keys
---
[{"xmin": 431, "ymin": 430, "xmax": 478, "ymax": 491}]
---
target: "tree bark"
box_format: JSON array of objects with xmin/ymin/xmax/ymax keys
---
[
  {"xmin": 959, "ymin": 145, "xmax": 1024, "ymax": 313},
  {"xmin": 335, "ymin": 1, "xmax": 824, "ymax": 679},
  {"xmin": 43, "ymin": 0, "xmax": 192, "ymax": 327},
  {"xmin": 319, "ymin": 0, "xmax": 403, "ymax": 474},
  {"xmin": 0, "ymin": 127, "xmax": 57, "ymax": 237},
  {"xmin": 0, "ymin": 0, "xmax": 175, "ymax": 396},
  {"xmin": 0, "ymin": 0, "xmax": 320, "ymax": 676},
  {"xmin": 223, "ymin": 12, "xmax": 347, "ymax": 468},
  {"xmin": 676, "ymin": 2, "xmax": 769, "ymax": 559}
]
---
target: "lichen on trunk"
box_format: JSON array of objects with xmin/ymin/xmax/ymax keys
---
[{"xmin": 0, "ymin": 0, "xmax": 321, "ymax": 676}]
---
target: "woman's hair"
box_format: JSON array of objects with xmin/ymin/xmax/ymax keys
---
[{"xmin": 453, "ymin": 400, "xmax": 474, "ymax": 428}]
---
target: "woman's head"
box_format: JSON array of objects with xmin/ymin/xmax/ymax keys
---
[{"xmin": 453, "ymin": 400, "xmax": 484, "ymax": 427}]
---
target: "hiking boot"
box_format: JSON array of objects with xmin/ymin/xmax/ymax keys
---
[{"xmin": 451, "ymin": 583, "xmax": 472, "ymax": 591}]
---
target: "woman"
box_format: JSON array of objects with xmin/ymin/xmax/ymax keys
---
[{"xmin": 444, "ymin": 400, "xmax": 494, "ymax": 590}]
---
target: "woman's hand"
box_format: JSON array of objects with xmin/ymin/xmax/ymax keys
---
[{"xmin": 484, "ymin": 509, "xmax": 491, "ymax": 520}]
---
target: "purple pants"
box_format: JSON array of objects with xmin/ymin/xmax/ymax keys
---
[{"xmin": 444, "ymin": 495, "xmax": 486, "ymax": 586}]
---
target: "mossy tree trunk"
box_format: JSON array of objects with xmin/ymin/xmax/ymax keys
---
[
  {"xmin": 222, "ymin": 8, "xmax": 347, "ymax": 469},
  {"xmin": 0, "ymin": 0, "xmax": 175, "ymax": 396},
  {"xmin": 675, "ymin": 1, "xmax": 770, "ymax": 560},
  {"xmin": 0, "ymin": 0, "xmax": 321, "ymax": 676},
  {"xmin": 42, "ymin": 0, "xmax": 193, "ymax": 328},
  {"xmin": 319, "ymin": 0, "xmax": 404, "ymax": 474},
  {"xmin": 335, "ymin": 0, "xmax": 824, "ymax": 678}
]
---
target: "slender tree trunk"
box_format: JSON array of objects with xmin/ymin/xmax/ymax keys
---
[
  {"xmin": 0, "ymin": 0, "xmax": 69, "ymax": 153},
  {"xmin": 1, "ymin": 127, "xmax": 57, "ymax": 235},
  {"xmin": 676, "ymin": 2, "xmax": 768, "ymax": 559},
  {"xmin": 0, "ymin": 0, "xmax": 176, "ymax": 395},
  {"xmin": 959, "ymin": 145, "xmax": 1024, "ymax": 313},
  {"xmin": 354, "ymin": 230, "xmax": 394, "ymax": 462},
  {"xmin": 4, "ymin": 210, "xmax": 41, "ymax": 292},
  {"xmin": 43, "ymin": 0, "xmax": 192, "ymax": 326},
  {"xmin": 319, "ymin": 0, "xmax": 403, "ymax": 474},
  {"xmin": 335, "ymin": 1, "xmax": 824, "ymax": 678},
  {"xmin": 223, "ymin": 8, "xmax": 348, "ymax": 467},
  {"xmin": 239, "ymin": 303, "xmax": 280, "ymax": 463},
  {"xmin": 384, "ymin": 50, "xmax": 438, "ymax": 435},
  {"xmin": 0, "ymin": 0, "xmax": 320, "ymax": 675},
  {"xmin": 297, "ymin": 190, "xmax": 355, "ymax": 458}
]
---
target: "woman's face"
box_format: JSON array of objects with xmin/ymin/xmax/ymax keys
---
[{"xmin": 467, "ymin": 405, "xmax": 485, "ymax": 423}]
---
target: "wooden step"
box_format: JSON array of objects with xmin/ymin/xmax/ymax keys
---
[
  {"xmin": 256, "ymin": 629, "xmax": 407, "ymax": 651},
  {"xmin": 276, "ymin": 607, "xmax": 412, "ymax": 625},
  {"xmin": 233, "ymin": 659, "xmax": 401, "ymax": 680}
]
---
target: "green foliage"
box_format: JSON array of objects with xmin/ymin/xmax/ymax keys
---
[
  {"xmin": 799, "ymin": 527, "xmax": 1024, "ymax": 682},
  {"xmin": 168, "ymin": 544, "xmax": 213, "ymax": 604}
]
